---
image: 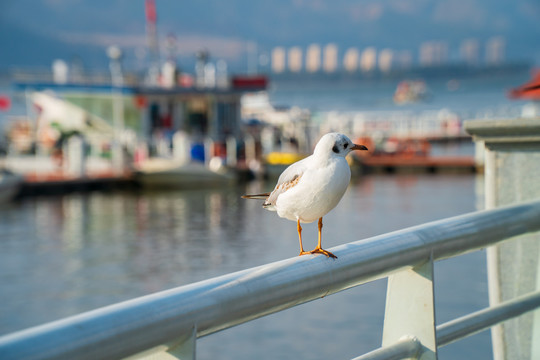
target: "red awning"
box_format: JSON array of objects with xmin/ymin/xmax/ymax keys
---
[{"xmin": 231, "ymin": 75, "xmax": 268, "ymax": 90}]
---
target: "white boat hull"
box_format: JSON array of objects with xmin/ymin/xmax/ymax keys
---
[{"xmin": 135, "ymin": 159, "xmax": 235, "ymax": 188}]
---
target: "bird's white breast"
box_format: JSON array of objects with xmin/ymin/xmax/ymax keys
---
[{"xmin": 274, "ymin": 157, "xmax": 351, "ymax": 223}]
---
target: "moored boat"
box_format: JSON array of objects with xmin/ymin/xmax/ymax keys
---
[
  {"xmin": 0, "ymin": 170, "xmax": 23, "ymax": 202},
  {"xmin": 134, "ymin": 158, "xmax": 235, "ymax": 188}
]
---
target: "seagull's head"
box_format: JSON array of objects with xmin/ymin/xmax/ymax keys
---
[{"xmin": 314, "ymin": 133, "xmax": 368, "ymax": 158}]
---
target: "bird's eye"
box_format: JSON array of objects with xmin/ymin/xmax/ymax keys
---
[
  {"xmin": 332, "ymin": 145, "xmax": 339, "ymax": 153},
  {"xmin": 344, "ymin": 143, "xmax": 348, "ymax": 148}
]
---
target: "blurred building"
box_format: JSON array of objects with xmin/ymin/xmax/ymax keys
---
[
  {"xmin": 343, "ymin": 48, "xmax": 360, "ymax": 72},
  {"xmin": 360, "ymin": 47, "xmax": 377, "ymax": 72},
  {"xmin": 323, "ymin": 44, "xmax": 338, "ymax": 73},
  {"xmin": 460, "ymin": 39, "xmax": 480, "ymax": 65},
  {"xmin": 486, "ymin": 37, "xmax": 505, "ymax": 65},
  {"xmin": 378, "ymin": 49, "xmax": 393, "ymax": 73},
  {"xmin": 288, "ymin": 47, "xmax": 303, "ymax": 73},
  {"xmin": 268, "ymin": 36, "xmax": 511, "ymax": 75},
  {"xmin": 419, "ymin": 41, "xmax": 448, "ymax": 66},
  {"xmin": 271, "ymin": 47, "xmax": 286, "ymax": 73},
  {"xmin": 434, "ymin": 42, "xmax": 449, "ymax": 64},
  {"xmin": 306, "ymin": 44, "xmax": 321, "ymax": 73}
]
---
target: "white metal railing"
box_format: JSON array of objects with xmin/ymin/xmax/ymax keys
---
[
  {"xmin": 354, "ymin": 291, "xmax": 540, "ymax": 360},
  {"xmin": 1, "ymin": 200, "xmax": 540, "ymax": 360}
]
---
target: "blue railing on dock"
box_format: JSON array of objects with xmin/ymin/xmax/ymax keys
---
[{"xmin": 1, "ymin": 200, "xmax": 540, "ymax": 360}]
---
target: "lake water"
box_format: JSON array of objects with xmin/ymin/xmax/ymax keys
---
[
  {"xmin": 0, "ymin": 71, "xmax": 531, "ymax": 358},
  {"xmin": 0, "ymin": 174, "xmax": 490, "ymax": 359}
]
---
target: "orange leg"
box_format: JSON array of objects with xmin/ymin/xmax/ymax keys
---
[
  {"xmin": 297, "ymin": 219, "xmax": 310, "ymax": 256},
  {"xmin": 297, "ymin": 218, "xmax": 337, "ymax": 259},
  {"xmin": 317, "ymin": 217, "xmax": 323, "ymax": 249},
  {"xmin": 308, "ymin": 217, "xmax": 337, "ymax": 259}
]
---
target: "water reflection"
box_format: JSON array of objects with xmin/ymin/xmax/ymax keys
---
[{"xmin": 0, "ymin": 174, "xmax": 490, "ymax": 359}]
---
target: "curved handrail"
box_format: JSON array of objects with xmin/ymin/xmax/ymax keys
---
[{"xmin": 1, "ymin": 200, "xmax": 540, "ymax": 360}]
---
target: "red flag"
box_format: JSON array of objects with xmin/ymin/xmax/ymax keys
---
[{"xmin": 0, "ymin": 95, "xmax": 10, "ymax": 111}]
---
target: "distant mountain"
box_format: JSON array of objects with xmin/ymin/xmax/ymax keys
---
[{"xmin": 1, "ymin": 1, "xmax": 539, "ymax": 72}]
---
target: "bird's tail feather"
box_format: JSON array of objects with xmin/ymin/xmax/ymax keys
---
[{"xmin": 241, "ymin": 193, "xmax": 270, "ymax": 200}]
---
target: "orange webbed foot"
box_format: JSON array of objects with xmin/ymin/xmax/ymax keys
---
[
  {"xmin": 310, "ymin": 248, "xmax": 337, "ymax": 259},
  {"xmin": 298, "ymin": 248, "xmax": 337, "ymax": 259}
]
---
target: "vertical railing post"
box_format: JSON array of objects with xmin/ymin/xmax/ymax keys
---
[
  {"xmin": 466, "ymin": 118, "xmax": 540, "ymax": 360},
  {"xmin": 169, "ymin": 325, "xmax": 197, "ymax": 360},
  {"xmin": 382, "ymin": 257, "xmax": 437, "ymax": 360},
  {"xmin": 125, "ymin": 325, "xmax": 197, "ymax": 360}
]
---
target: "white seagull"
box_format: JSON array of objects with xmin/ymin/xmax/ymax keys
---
[{"xmin": 243, "ymin": 133, "xmax": 368, "ymax": 259}]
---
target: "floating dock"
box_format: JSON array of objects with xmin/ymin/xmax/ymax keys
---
[
  {"xmin": 19, "ymin": 171, "xmax": 136, "ymax": 196},
  {"xmin": 358, "ymin": 155, "xmax": 477, "ymax": 174}
]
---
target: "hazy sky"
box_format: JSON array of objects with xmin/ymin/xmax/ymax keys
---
[{"xmin": 1, "ymin": 0, "xmax": 539, "ymax": 70}]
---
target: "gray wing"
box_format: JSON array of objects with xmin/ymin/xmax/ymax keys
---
[{"xmin": 264, "ymin": 156, "xmax": 311, "ymax": 207}]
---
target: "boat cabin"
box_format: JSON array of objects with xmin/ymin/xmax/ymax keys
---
[{"xmin": 11, "ymin": 76, "xmax": 267, "ymax": 162}]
